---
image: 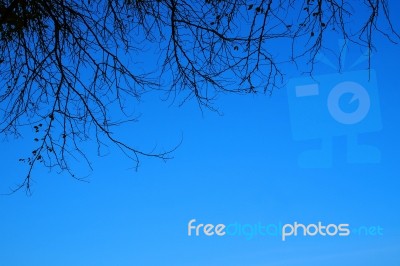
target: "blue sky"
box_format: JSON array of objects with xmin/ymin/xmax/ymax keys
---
[{"xmin": 1, "ymin": 2, "xmax": 400, "ymax": 266}]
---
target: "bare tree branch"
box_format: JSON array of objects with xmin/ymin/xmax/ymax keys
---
[{"xmin": 0, "ymin": 0, "xmax": 398, "ymax": 192}]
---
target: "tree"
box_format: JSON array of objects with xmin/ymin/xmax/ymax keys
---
[{"xmin": 0, "ymin": 0, "xmax": 398, "ymax": 192}]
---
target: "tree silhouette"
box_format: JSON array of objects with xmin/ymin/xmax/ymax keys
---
[{"xmin": 0, "ymin": 0, "xmax": 398, "ymax": 192}]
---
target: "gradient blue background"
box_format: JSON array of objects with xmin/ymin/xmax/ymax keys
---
[{"xmin": 1, "ymin": 3, "xmax": 400, "ymax": 266}]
